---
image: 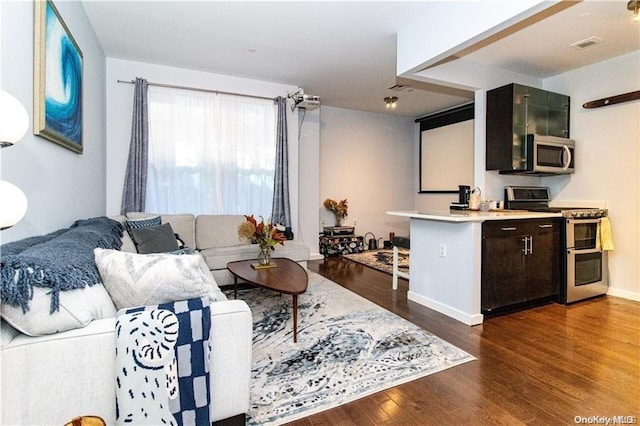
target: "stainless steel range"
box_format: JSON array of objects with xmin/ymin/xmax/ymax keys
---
[{"xmin": 505, "ymin": 186, "xmax": 609, "ymax": 304}]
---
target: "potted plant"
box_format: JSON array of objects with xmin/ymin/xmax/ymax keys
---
[
  {"xmin": 323, "ymin": 198, "xmax": 348, "ymax": 227},
  {"xmin": 237, "ymin": 215, "xmax": 286, "ymax": 266}
]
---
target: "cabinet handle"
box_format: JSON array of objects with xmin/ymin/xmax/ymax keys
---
[
  {"xmin": 538, "ymin": 224, "xmax": 553, "ymax": 228},
  {"xmin": 522, "ymin": 236, "xmax": 533, "ymax": 255},
  {"xmin": 502, "ymin": 227, "xmax": 517, "ymax": 231}
]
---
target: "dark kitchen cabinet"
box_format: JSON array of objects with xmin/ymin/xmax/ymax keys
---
[
  {"xmin": 486, "ymin": 83, "xmax": 570, "ymax": 171},
  {"xmin": 481, "ymin": 218, "xmax": 561, "ymax": 313}
]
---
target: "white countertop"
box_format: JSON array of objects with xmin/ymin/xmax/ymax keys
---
[{"xmin": 387, "ymin": 209, "xmax": 562, "ymax": 223}]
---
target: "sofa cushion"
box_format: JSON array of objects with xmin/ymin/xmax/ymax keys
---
[
  {"xmin": 199, "ymin": 241, "xmax": 310, "ymax": 270},
  {"xmin": 195, "ymin": 215, "xmax": 246, "ymax": 249},
  {"xmin": 1, "ymin": 284, "xmax": 117, "ymax": 337},
  {"xmin": 127, "ymin": 213, "xmax": 196, "ymax": 249},
  {"xmin": 0, "ymin": 319, "xmax": 19, "ymax": 346},
  {"xmin": 110, "ymin": 215, "xmax": 137, "ymax": 252},
  {"xmin": 94, "ymin": 248, "xmax": 225, "ymax": 310},
  {"xmin": 130, "ymin": 223, "xmax": 180, "ymax": 254}
]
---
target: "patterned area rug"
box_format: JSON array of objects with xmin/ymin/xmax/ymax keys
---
[
  {"xmin": 225, "ymin": 272, "xmax": 475, "ymax": 425},
  {"xmin": 343, "ymin": 248, "xmax": 409, "ymax": 276}
]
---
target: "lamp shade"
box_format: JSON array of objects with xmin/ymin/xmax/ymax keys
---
[
  {"xmin": 0, "ymin": 90, "xmax": 29, "ymax": 147},
  {"xmin": 0, "ymin": 180, "xmax": 28, "ymax": 230}
]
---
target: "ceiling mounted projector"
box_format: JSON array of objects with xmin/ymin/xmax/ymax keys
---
[{"xmin": 289, "ymin": 89, "xmax": 320, "ymax": 111}]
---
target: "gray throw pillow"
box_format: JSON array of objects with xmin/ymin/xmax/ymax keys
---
[{"xmin": 130, "ymin": 223, "xmax": 180, "ymax": 254}]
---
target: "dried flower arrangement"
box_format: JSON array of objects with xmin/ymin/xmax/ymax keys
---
[{"xmin": 323, "ymin": 198, "xmax": 348, "ymax": 226}]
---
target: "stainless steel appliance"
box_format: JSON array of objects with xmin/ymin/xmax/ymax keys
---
[
  {"xmin": 505, "ymin": 186, "xmax": 608, "ymax": 304},
  {"xmin": 564, "ymin": 217, "xmax": 608, "ymax": 303},
  {"xmin": 524, "ymin": 134, "xmax": 574, "ymax": 175},
  {"xmin": 499, "ymin": 134, "xmax": 575, "ymax": 176}
]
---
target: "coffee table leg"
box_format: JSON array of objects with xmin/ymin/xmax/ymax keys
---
[
  {"xmin": 234, "ymin": 276, "xmax": 238, "ymax": 299},
  {"xmin": 293, "ymin": 294, "xmax": 298, "ymax": 343}
]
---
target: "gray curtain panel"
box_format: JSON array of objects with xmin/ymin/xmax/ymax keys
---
[
  {"xmin": 271, "ymin": 96, "xmax": 291, "ymax": 227},
  {"xmin": 121, "ymin": 77, "xmax": 149, "ymax": 215}
]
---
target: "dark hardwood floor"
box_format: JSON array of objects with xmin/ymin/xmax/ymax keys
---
[{"xmin": 286, "ymin": 256, "xmax": 640, "ymax": 426}]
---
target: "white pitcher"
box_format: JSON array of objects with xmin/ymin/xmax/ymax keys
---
[{"xmin": 469, "ymin": 187, "xmax": 482, "ymax": 211}]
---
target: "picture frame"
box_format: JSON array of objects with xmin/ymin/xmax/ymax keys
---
[{"xmin": 34, "ymin": 0, "xmax": 83, "ymax": 154}]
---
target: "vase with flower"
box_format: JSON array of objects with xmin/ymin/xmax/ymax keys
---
[
  {"xmin": 323, "ymin": 198, "xmax": 348, "ymax": 227},
  {"xmin": 237, "ymin": 215, "xmax": 287, "ymax": 267}
]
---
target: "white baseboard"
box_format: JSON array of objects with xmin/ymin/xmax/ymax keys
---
[
  {"xmin": 309, "ymin": 252, "xmax": 324, "ymax": 261},
  {"xmin": 408, "ymin": 291, "xmax": 484, "ymax": 326},
  {"xmin": 607, "ymin": 287, "xmax": 640, "ymax": 302}
]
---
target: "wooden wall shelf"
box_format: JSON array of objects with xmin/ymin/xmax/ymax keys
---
[{"xmin": 582, "ymin": 90, "xmax": 640, "ymax": 109}]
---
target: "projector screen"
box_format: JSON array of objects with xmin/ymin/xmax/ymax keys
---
[{"xmin": 420, "ymin": 119, "xmax": 474, "ymax": 192}]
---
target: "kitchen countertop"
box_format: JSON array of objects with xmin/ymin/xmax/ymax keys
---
[{"xmin": 387, "ymin": 209, "xmax": 562, "ymax": 223}]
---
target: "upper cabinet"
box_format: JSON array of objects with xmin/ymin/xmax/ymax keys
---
[{"xmin": 486, "ymin": 83, "xmax": 570, "ymax": 172}]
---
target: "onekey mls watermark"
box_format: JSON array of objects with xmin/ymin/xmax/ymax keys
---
[{"xmin": 574, "ymin": 416, "xmax": 637, "ymax": 425}]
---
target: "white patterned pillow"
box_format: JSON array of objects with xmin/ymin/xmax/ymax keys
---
[{"xmin": 94, "ymin": 248, "xmax": 221, "ymax": 310}]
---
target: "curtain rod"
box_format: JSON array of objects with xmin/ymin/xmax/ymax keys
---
[{"xmin": 116, "ymin": 79, "xmax": 277, "ymax": 101}]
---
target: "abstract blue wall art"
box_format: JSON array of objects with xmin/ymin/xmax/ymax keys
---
[{"xmin": 34, "ymin": 0, "xmax": 83, "ymax": 153}]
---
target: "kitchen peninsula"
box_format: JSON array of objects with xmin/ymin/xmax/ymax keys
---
[{"xmin": 387, "ymin": 210, "xmax": 562, "ymax": 325}]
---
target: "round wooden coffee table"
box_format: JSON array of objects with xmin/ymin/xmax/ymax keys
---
[{"xmin": 227, "ymin": 258, "xmax": 308, "ymax": 342}]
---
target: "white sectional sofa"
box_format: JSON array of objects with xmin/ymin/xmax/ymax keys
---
[{"xmin": 1, "ymin": 212, "xmax": 310, "ymax": 425}]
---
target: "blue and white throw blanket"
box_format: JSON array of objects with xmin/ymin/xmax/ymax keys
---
[
  {"xmin": 115, "ymin": 297, "xmax": 212, "ymax": 426},
  {"xmin": 0, "ymin": 217, "xmax": 123, "ymax": 313}
]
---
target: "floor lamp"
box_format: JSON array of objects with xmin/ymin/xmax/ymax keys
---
[{"xmin": 0, "ymin": 90, "xmax": 29, "ymax": 230}]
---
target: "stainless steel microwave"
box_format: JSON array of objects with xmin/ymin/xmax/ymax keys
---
[{"xmin": 525, "ymin": 134, "xmax": 575, "ymax": 175}]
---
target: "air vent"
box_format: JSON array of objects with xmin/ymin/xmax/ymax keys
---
[
  {"xmin": 388, "ymin": 84, "xmax": 409, "ymax": 92},
  {"xmin": 570, "ymin": 36, "xmax": 603, "ymax": 50}
]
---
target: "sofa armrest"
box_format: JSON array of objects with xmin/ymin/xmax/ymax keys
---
[
  {"xmin": 1, "ymin": 300, "xmax": 253, "ymax": 425},
  {"xmin": 1, "ymin": 318, "xmax": 118, "ymax": 425},
  {"xmin": 209, "ymin": 299, "xmax": 253, "ymax": 422}
]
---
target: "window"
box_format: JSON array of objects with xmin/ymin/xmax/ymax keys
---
[{"xmin": 146, "ymin": 86, "xmax": 277, "ymax": 217}]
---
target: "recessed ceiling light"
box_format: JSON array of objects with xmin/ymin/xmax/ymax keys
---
[{"xmin": 577, "ymin": 12, "xmax": 592, "ymax": 20}]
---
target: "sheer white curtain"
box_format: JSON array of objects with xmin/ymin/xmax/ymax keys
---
[{"xmin": 145, "ymin": 86, "xmax": 276, "ymax": 217}]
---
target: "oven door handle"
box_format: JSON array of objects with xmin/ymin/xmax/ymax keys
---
[
  {"xmin": 567, "ymin": 247, "xmax": 603, "ymax": 255},
  {"xmin": 566, "ymin": 218, "xmax": 602, "ymax": 225}
]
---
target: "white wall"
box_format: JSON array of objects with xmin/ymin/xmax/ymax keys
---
[
  {"xmin": 396, "ymin": 1, "xmax": 551, "ymax": 76},
  {"xmin": 297, "ymin": 108, "xmax": 321, "ymax": 256},
  {"xmin": 0, "ymin": 1, "xmax": 106, "ymax": 243},
  {"xmin": 319, "ymin": 106, "xmax": 415, "ymax": 242},
  {"xmin": 543, "ymin": 51, "xmax": 640, "ymax": 300}
]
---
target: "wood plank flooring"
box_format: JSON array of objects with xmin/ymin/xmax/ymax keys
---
[{"xmin": 285, "ymin": 256, "xmax": 640, "ymax": 426}]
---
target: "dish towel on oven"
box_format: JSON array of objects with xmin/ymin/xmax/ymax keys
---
[
  {"xmin": 115, "ymin": 297, "xmax": 211, "ymax": 426},
  {"xmin": 598, "ymin": 217, "xmax": 615, "ymax": 251}
]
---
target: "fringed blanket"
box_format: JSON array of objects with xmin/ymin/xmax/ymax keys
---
[
  {"xmin": 116, "ymin": 297, "xmax": 212, "ymax": 426},
  {"xmin": 0, "ymin": 216, "xmax": 123, "ymax": 313}
]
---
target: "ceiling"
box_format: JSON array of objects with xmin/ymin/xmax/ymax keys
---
[{"xmin": 82, "ymin": 1, "xmax": 640, "ymax": 118}]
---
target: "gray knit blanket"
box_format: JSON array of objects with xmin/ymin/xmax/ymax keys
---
[{"xmin": 1, "ymin": 217, "xmax": 123, "ymax": 313}]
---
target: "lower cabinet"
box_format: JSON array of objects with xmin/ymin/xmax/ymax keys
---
[{"xmin": 481, "ymin": 218, "xmax": 561, "ymax": 314}]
